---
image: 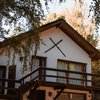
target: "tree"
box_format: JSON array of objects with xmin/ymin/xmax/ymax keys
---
[
  {"xmin": 43, "ymin": 0, "xmax": 99, "ymax": 47},
  {"xmin": 0, "ymin": 0, "xmax": 99, "ymax": 73},
  {"xmin": 0, "ymin": 0, "xmax": 99, "ymax": 40},
  {"xmin": 89, "ymin": 0, "xmax": 100, "ymax": 30},
  {"xmin": 0, "ymin": 0, "xmax": 45, "ymax": 40},
  {"xmin": 92, "ymin": 59, "xmax": 100, "ymax": 86},
  {"xmin": 0, "ymin": 0, "xmax": 47, "ymax": 72}
]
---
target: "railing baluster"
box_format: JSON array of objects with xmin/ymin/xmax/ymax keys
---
[
  {"xmin": 85, "ymin": 73, "xmax": 87, "ymax": 87},
  {"xmin": 66, "ymin": 71, "xmax": 68, "ymax": 85},
  {"xmin": 39, "ymin": 67, "xmax": 42, "ymax": 82},
  {"xmin": 82, "ymin": 73, "xmax": 85, "ymax": 86},
  {"xmin": 21, "ymin": 79, "xmax": 24, "ymax": 85}
]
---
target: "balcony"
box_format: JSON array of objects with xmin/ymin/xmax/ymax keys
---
[{"xmin": 0, "ymin": 67, "xmax": 100, "ymax": 99}]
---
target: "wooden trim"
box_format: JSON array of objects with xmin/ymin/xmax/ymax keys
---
[
  {"xmin": 58, "ymin": 59, "xmax": 86, "ymax": 65},
  {"xmin": 20, "ymin": 68, "xmax": 39, "ymax": 84},
  {"xmin": 44, "ymin": 39, "xmax": 63, "ymax": 53},
  {"xmin": 32, "ymin": 55, "xmax": 47, "ymax": 59},
  {"xmin": 49, "ymin": 37, "xmax": 66, "ymax": 57}
]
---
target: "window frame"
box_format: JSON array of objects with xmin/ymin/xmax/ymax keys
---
[
  {"xmin": 57, "ymin": 59, "xmax": 86, "ymax": 72},
  {"xmin": 57, "ymin": 59, "xmax": 86, "ymax": 85}
]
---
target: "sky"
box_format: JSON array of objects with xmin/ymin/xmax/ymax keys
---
[{"xmin": 41, "ymin": 0, "xmax": 100, "ymax": 49}]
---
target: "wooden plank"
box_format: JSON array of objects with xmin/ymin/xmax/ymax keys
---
[
  {"xmin": 44, "ymin": 39, "xmax": 63, "ymax": 53},
  {"xmin": 49, "ymin": 37, "xmax": 66, "ymax": 57}
]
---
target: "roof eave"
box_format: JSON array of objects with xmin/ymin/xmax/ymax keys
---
[{"xmin": 41, "ymin": 19, "xmax": 100, "ymax": 60}]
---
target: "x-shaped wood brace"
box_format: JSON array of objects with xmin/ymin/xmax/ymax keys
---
[{"xmin": 44, "ymin": 37, "xmax": 66, "ymax": 57}]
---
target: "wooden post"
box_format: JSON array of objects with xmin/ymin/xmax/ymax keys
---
[
  {"xmin": 84, "ymin": 73, "xmax": 87, "ymax": 87},
  {"xmin": 19, "ymin": 92, "xmax": 23, "ymax": 100},
  {"xmin": 66, "ymin": 71, "xmax": 69, "ymax": 85},
  {"xmin": 39, "ymin": 67, "xmax": 42, "ymax": 82}
]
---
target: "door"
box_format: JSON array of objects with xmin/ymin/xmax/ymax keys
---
[
  {"xmin": 0, "ymin": 66, "xmax": 6, "ymax": 94},
  {"xmin": 32, "ymin": 56, "xmax": 46, "ymax": 70},
  {"xmin": 31, "ymin": 56, "xmax": 46, "ymax": 80},
  {"xmin": 28, "ymin": 90, "xmax": 45, "ymax": 100}
]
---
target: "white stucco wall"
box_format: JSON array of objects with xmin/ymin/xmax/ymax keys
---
[
  {"xmin": 23, "ymin": 86, "xmax": 91, "ymax": 100},
  {"xmin": 38, "ymin": 27, "xmax": 91, "ymax": 83},
  {"xmin": 0, "ymin": 27, "xmax": 91, "ymax": 84}
]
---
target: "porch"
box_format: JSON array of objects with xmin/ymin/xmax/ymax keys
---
[{"xmin": 0, "ymin": 67, "xmax": 100, "ymax": 100}]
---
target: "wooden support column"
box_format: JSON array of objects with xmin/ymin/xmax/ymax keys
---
[
  {"xmin": 39, "ymin": 67, "xmax": 42, "ymax": 82},
  {"xmin": 19, "ymin": 92, "xmax": 23, "ymax": 100},
  {"xmin": 54, "ymin": 86, "xmax": 66, "ymax": 100}
]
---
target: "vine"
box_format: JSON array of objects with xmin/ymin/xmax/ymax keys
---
[{"xmin": 0, "ymin": 28, "xmax": 40, "ymax": 74}]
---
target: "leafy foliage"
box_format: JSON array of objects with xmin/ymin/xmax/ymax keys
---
[
  {"xmin": 0, "ymin": 0, "xmax": 99, "ymax": 73},
  {"xmin": 0, "ymin": 0, "xmax": 47, "ymax": 72},
  {"xmin": 43, "ymin": 0, "xmax": 99, "ymax": 47},
  {"xmin": 0, "ymin": 0, "xmax": 99, "ymax": 39},
  {"xmin": 92, "ymin": 59, "xmax": 100, "ymax": 86},
  {"xmin": 90, "ymin": 0, "xmax": 100, "ymax": 30},
  {"xmin": 0, "ymin": 0, "xmax": 44, "ymax": 39}
]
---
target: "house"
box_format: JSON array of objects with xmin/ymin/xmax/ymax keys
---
[{"xmin": 0, "ymin": 19, "xmax": 100, "ymax": 100}]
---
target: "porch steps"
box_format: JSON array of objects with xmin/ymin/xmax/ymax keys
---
[
  {"xmin": 0, "ymin": 94, "xmax": 19, "ymax": 100},
  {"xmin": 0, "ymin": 80, "xmax": 39, "ymax": 100},
  {"xmin": 19, "ymin": 80, "xmax": 39, "ymax": 92}
]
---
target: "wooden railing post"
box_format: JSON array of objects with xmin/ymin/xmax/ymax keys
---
[
  {"xmin": 39, "ymin": 67, "xmax": 42, "ymax": 82},
  {"xmin": 83, "ymin": 73, "xmax": 87, "ymax": 87},
  {"xmin": 66, "ymin": 71, "xmax": 69, "ymax": 85}
]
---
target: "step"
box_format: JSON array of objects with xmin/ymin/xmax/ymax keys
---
[{"xmin": 0, "ymin": 94, "xmax": 18, "ymax": 99}]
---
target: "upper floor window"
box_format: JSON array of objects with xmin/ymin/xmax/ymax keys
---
[{"xmin": 57, "ymin": 59, "xmax": 86, "ymax": 85}]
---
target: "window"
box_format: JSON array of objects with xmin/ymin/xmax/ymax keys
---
[
  {"xmin": 57, "ymin": 60, "xmax": 86, "ymax": 85},
  {"xmin": 57, "ymin": 92, "xmax": 86, "ymax": 100},
  {"xmin": 0, "ymin": 65, "xmax": 6, "ymax": 94},
  {"xmin": 7, "ymin": 65, "xmax": 16, "ymax": 94}
]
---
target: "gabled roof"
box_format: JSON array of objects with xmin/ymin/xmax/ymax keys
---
[
  {"xmin": 41, "ymin": 19, "xmax": 100, "ymax": 60},
  {"xmin": 0, "ymin": 19, "xmax": 100, "ymax": 60}
]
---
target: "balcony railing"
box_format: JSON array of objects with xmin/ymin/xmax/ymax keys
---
[{"xmin": 0, "ymin": 67, "xmax": 100, "ymax": 96}]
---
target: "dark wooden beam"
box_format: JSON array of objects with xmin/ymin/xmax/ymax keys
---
[
  {"xmin": 49, "ymin": 37, "xmax": 66, "ymax": 57},
  {"xmin": 54, "ymin": 86, "xmax": 66, "ymax": 100},
  {"xmin": 44, "ymin": 39, "xmax": 63, "ymax": 53}
]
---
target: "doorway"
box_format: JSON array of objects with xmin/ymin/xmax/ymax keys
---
[{"xmin": 28, "ymin": 90, "xmax": 45, "ymax": 100}]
